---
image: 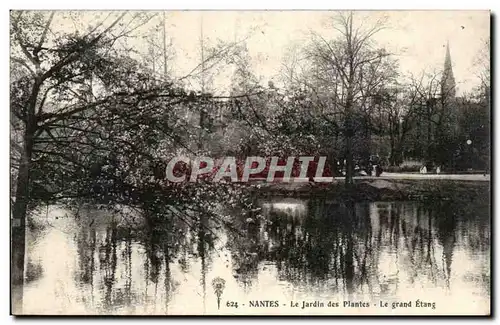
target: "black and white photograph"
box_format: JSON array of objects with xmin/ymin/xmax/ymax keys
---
[{"xmin": 9, "ymin": 10, "xmax": 491, "ymax": 316}]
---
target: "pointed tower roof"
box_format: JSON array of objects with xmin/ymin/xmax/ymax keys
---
[{"xmin": 441, "ymin": 41, "xmax": 456, "ymax": 99}]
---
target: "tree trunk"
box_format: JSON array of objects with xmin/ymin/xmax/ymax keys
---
[
  {"xmin": 344, "ymin": 96, "xmax": 354, "ymax": 188},
  {"xmin": 389, "ymin": 135, "xmax": 396, "ymax": 166},
  {"xmin": 11, "ymin": 128, "xmax": 34, "ymax": 314},
  {"xmin": 11, "ymin": 81, "xmax": 37, "ymax": 314},
  {"xmin": 345, "ymin": 133, "xmax": 354, "ymax": 187}
]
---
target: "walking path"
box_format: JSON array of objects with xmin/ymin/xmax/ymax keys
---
[{"xmin": 355, "ymin": 172, "xmax": 490, "ymax": 182}]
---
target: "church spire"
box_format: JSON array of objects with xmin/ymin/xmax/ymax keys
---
[{"xmin": 441, "ymin": 41, "xmax": 456, "ymax": 99}]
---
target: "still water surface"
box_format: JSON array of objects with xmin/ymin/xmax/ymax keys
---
[{"xmin": 23, "ymin": 199, "xmax": 490, "ymax": 315}]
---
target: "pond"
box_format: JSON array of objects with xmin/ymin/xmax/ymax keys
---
[{"xmin": 21, "ymin": 198, "xmax": 490, "ymax": 315}]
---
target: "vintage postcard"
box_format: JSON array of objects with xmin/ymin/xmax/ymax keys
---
[{"xmin": 10, "ymin": 10, "xmax": 490, "ymax": 316}]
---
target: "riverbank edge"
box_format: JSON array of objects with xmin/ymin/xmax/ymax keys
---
[{"xmin": 249, "ymin": 179, "xmax": 491, "ymax": 204}]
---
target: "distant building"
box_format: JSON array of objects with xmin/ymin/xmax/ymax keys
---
[
  {"xmin": 441, "ymin": 41, "xmax": 457, "ymax": 100},
  {"xmin": 404, "ymin": 41, "xmax": 460, "ymax": 163},
  {"xmin": 440, "ymin": 41, "xmax": 459, "ymax": 135}
]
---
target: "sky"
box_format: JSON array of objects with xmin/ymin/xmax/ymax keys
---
[
  {"xmin": 158, "ymin": 10, "xmax": 490, "ymax": 95},
  {"xmin": 26, "ymin": 10, "xmax": 491, "ymax": 96}
]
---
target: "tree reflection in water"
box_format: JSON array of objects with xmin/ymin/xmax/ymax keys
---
[
  {"xmin": 225, "ymin": 198, "xmax": 490, "ymax": 302},
  {"xmin": 59, "ymin": 197, "xmax": 489, "ymax": 314}
]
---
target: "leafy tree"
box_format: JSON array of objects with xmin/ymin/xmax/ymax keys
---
[{"xmin": 10, "ymin": 11, "xmax": 256, "ymax": 313}]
